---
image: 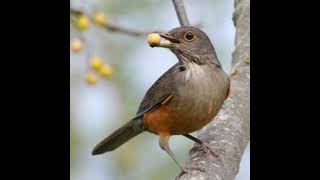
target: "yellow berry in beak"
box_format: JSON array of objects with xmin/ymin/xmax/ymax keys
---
[
  {"xmin": 99, "ymin": 64, "xmax": 113, "ymax": 78},
  {"xmin": 94, "ymin": 12, "xmax": 107, "ymax": 26},
  {"xmin": 77, "ymin": 15, "xmax": 90, "ymax": 30},
  {"xmin": 90, "ymin": 56, "xmax": 104, "ymax": 70},
  {"xmin": 147, "ymin": 33, "xmax": 161, "ymax": 46},
  {"xmin": 85, "ymin": 73, "xmax": 98, "ymax": 85},
  {"xmin": 70, "ymin": 39, "xmax": 83, "ymax": 52}
]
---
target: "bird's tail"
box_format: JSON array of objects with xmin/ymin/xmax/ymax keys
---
[{"xmin": 92, "ymin": 118, "xmax": 144, "ymax": 155}]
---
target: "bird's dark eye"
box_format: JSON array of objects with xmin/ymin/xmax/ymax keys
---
[{"xmin": 184, "ymin": 31, "xmax": 195, "ymax": 41}]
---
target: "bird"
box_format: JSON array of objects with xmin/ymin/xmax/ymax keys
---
[{"xmin": 92, "ymin": 26, "xmax": 230, "ymax": 172}]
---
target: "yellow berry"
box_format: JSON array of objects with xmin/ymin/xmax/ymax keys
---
[
  {"xmin": 94, "ymin": 12, "xmax": 107, "ymax": 26},
  {"xmin": 89, "ymin": 56, "xmax": 103, "ymax": 70},
  {"xmin": 77, "ymin": 15, "xmax": 90, "ymax": 30},
  {"xmin": 85, "ymin": 73, "xmax": 98, "ymax": 85},
  {"xmin": 245, "ymin": 57, "xmax": 250, "ymax": 64},
  {"xmin": 147, "ymin": 33, "xmax": 161, "ymax": 46},
  {"xmin": 99, "ymin": 64, "xmax": 113, "ymax": 78},
  {"xmin": 70, "ymin": 39, "xmax": 83, "ymax": 52},
  {"xmin": 230, "ymin": 67, "xmax": 237, "ymax": 76}
]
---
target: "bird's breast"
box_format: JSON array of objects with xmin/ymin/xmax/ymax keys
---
[
  {"xmin": 143, "ymin": 63, "xmax": 230, "ymax": 135},
  {"xmin": 167, "ymin": 63, "xmax": 229, "ymax": 130}
]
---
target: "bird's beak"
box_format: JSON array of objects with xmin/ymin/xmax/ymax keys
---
[{"xmin": 154, "ymin": 33, "xmax": 181, "ymax": 49}]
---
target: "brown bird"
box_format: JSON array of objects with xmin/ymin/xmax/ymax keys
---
[{"xmin": 92, "ymin": 26, "xmax": 230, "ymax": 172}]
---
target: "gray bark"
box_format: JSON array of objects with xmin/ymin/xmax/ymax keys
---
[{"xmin": 176, "ymin": 0, "xmax": 250, "ymax": 179}]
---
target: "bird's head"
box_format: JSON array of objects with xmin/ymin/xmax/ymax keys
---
[{"xmin": 154, "ymin": 26, "xmax": 221, "ymax": 68}]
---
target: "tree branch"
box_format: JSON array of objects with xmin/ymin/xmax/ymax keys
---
[
  {"xmin": 176, "ymin": 0, "xmax": 250, "ymax": 179},
  {"xmin": 70, "ymin": 7, "xmax": 150, "ymax": 36},
  {"xmin": 71, "ymin": 4, "xmax": 200, "ymax": 37},
  {"xmin": 172, "ymin": 0, "xmax": 190, "ymax": 26}
]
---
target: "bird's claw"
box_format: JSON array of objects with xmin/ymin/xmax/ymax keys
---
[
  {"xmin": 203, "ymin": 143, "xmax": 224, "ymax": 158},
  {"xmin": 176, "ymin": 165, "xmax": 206, "ymax": 179},
  {"xmin": 193, "ymin": 142, "xmax": 224, "ymax": 159}
]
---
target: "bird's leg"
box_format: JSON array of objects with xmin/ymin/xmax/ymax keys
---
[
  {"xmin": 159, "ymin": 134, "xmax": 207, "ymax": 174},
  {"xmin": 183, "ymin": 134, "xmax": 203, "ymax": 144},
  {"xmin": 183, "ymin": 134, "xmax": 224, "ymax": 158},
  {"xmin": 159, "ymin": 133, "xmax": 186, "ymax": 172}
]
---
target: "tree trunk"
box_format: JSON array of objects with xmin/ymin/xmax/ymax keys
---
[{"xmin": 176, "ymin": 0, "xmax": 250, "ymax": 179}]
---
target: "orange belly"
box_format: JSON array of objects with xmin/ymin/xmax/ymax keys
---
[{"xmin": 143, "ymin": 104, "xmax": 212, "ymax": 135}]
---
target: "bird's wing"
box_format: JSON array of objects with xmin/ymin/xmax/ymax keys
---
[
  {"xmin": 134, "ymin": 93, "xmax": 173, "ymax": 119},
  {"xmin": 134, "ymin": 64, "xmax": 178, "ymax": 119}
]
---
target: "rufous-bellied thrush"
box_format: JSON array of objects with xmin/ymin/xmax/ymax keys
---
[{"xmin": 92, "ymin": 26, "xmax": 230, "ymax": 172}]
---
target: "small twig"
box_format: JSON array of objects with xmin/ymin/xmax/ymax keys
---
[
  {"xmin": 70, "ymin": 7, "xmax": 151, "ymax": 37},
  {"xmin": 71, "ymin": 6, "xmax": 200, "ymax": 37},
  {"xmin": 172, "ymin": 0, "xmax": 190, "ymax": 26},
  {"xmin": 70, "ymin": 8, "xmax": 82, "ymax": 16},
  {"xmin": 102, "ymin": 23, "xmax": 149, "ymax": 36}
]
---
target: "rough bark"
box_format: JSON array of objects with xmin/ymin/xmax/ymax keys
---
[{"xmin": 176, "ymin": 0, "xmax": 250, "ymax": 179}]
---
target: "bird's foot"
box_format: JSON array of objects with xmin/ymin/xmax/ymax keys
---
[
  {"xmin": 196, "ymin": 142, "xmax": 225, "ymax": 159},
  {"xmin": 176, "ymin": 165, "xmax": 206, "ymax": 179},
  {"xmin": 178, "ymin": 65, "xmax": 186, "ymax": 71},
  {"xmin": 182, "ymin": 165, "xmax": 206, "ymax": 173}
]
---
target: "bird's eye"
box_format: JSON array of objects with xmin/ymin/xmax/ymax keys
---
[{"xmin": 184, "ymin": 31, "xmax": 195, "ymax": 41}]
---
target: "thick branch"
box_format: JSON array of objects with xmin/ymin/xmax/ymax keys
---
[
  {"xmin": 176, "ymin": 0, "xmax": 250, "ymax": 179},
  {"xmin": 172, "ymin": 0, "xmax": 190, "ymax": 26}
]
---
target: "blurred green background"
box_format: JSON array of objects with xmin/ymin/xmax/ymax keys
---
[{"xmin": 70, "ymin": 0, "xmax": 249, "ymax": 179}]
